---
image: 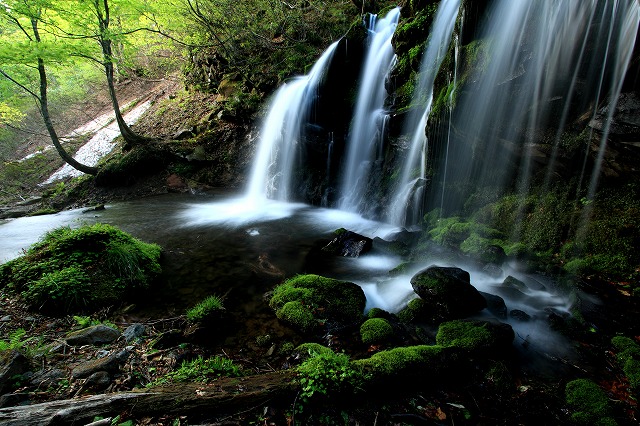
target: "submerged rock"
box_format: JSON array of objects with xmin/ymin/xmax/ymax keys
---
[{"xmin": 322, "ymin": 228, "xmax": 372, "ymax": 257}]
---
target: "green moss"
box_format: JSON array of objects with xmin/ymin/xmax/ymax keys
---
[
  {"xmin": 397, "ymin": 298, "xmax": 428, "ymax": 323},
  {"xmin": 277, "ymin": 301, "xmax": 318, "ymax": 334},
  {"xmin": 360, "ymin": 318, "xmax": 394, "ymax": 345},
  {"xmin": 436, "ymin": 320, "xmax": 514, "ymax": 355},
  {"xmin": 565, "ymin": 379, "xmax": 615, "ymax": 425},
  {"xmin": 0, "ymin": 223, "xmax": 162, "ymax": 314},
  {"xmin": 353, "ymin": 345, "xmax": 446, "ymax": 380},
  {"xmin": 293, "ymin": 343, "xmax": 335, "ymax": 361},
  {"xmin": 186, "ymin": 295, "xmax": 224, "ymax": 323},
  {"xmin": 611, "ymin": 336, "xmax": 640, "ymax": 389},
  {"xmin": 270, "ymin": 274, "xmax": 366, "ymax": 333},
  {"xmin": 366, "ymin": 308, "xmax": 390, "ymax": 320}
]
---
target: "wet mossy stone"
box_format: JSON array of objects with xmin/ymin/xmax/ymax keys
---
[
  {"xmin": 353, "ymin": 345, "xmax": 465, "ymax": 388},
  {"xmin": 479, "ymin": 291, "xmax": 508, "ymax": 319},
  {"xmin": 397, "ymin": 297, "xmax": 429, "ymax": 323},
  {"xmin": 292, "ymin": 343, "xmax": 335, "ymax": 362},
  {"xmin": 611, "ymin": 336, "xmax": 640, "ymax": 390},
  {"xmin": 565, "ymin": 379, "xmax": 616, "ymax": 425},
  {"xmin": 269, "ymin": 274, "xmax": 366, "ymax": 334},
  {"xmin": 321, "ymin": 228, "xmax": 373, "ymax": 257},
  {"xmin": 410, "ymin": 266, "xmax": 486, "ymax": 320},
  {"xmin": 360, "ymin": 318, "xmax": 394, "ymax": 345},
  {"xmin": 0, "ymin": 223, "xmax": 161, "ymax": 314},
  {"xmin": 436, "ymin": 319, "xmax": 514, "ymax": 357}
]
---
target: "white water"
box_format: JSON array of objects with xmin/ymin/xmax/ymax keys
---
[
  {"xmin": 338, "ymin": 7, "xmax": 400, "ymax": 214},
  {"xmin": 388, "ymin": 0, "xmax": 461, "ymax": 226},
  {"xmin": 42, "ymin": 100, "xmax": 152, "ymax": 184},
  {"xmin": 246, "ymin": 41, "xmax": 340, "ymax": 202}
]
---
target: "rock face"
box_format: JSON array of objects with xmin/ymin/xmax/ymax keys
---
[
  {"xmin": 410, "ymin": 266, "xmax": 487, "ymax": 321},
  {"xmin": 322, "ymin": 229, "xmax": 373, "ymax": 257}
]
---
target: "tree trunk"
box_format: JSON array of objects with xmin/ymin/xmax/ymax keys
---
[
  {"xmin": 0, "ymin": 371, "xmax": 296, "ymax": 426},
  {"xmin": 32, "ymin": 19, "xmax": 98, "ymax": 176}
]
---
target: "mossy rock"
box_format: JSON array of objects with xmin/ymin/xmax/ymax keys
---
[
  {"xmin": 269, "ymin": 274, "xmax": 366, "ymax": 334},
  {"xmin": 410, "ymin": 266, "xmax": 487, "ymax": 321},
  {"xmin": 565, "ymin": 379, "xmax": 616, "ymax": 425},
  {"xmin": 436, "ymin": 319, "xmax": 514, "ymax": 357},
  {"xmin": 0, "ymin": 223, "xmax": 162, "ymax": 314},
  {"xmin": 360, "ymin": 318, "xmax": 394, "ymax": 345},
  {"xmin": 353, "ymin": 344, "xmax": 464, "ymax": 388},
  {"xmin": 397, "ymin": 297, "xmax": 429, "ymax": 323},
  {"xmin": 292, "ymin": 343, "xmax": 335, "ymax": 362},
  {"xmin": 611, "ymin": 336, "xmax": 640, "ymax": 390}
]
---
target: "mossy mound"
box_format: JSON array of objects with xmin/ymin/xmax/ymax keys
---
[
  {"xmin": 436, "ymin": 320, "xmax": 514, "ymax": 358},
  {"xmin": 0, "ymin": 223, "xmax": 161, "ymax": 314},
  {"xmin": 269, "ymin": 274, "xmax": 366, "ymax": 334},
  {"xmin": 565, "ymin": 379, "xmax": 616, "ymax": 425},
  {"xmin": 360, "ymin": 318, "xmax": 394, "ymax": 345}
]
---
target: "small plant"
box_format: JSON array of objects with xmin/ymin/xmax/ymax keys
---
[
  {"xmin": 149, "ymin": 355, "xmax": 242, "ymax": 386},
  {"xmin": 0, "ymin": 328, "xmax": 29, "ymax": 352},
  {"xmin": 186, "ymin": 294, "xmax": 224, "ymax": 323},
  {"xmin": 296, "ymin": 349, "xmax": 366, "ymax": 404}
]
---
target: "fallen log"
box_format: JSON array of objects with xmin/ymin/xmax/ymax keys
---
[{"xmin": 0, "ymin": 371, "xmax": 296, "ymax": 426}]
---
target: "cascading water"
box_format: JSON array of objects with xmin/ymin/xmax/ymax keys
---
[
  {"xmin": 388, "ymin": 0, "xmax": 461, "ymax": 226},
  {"xmin": 338, "ymin": 7, "xmax": 400, "ymax": 214},
  {"xmin": 435, "ymin": 0, "xmax": 640, "ymax": 221},
  {"xmin": 246, "ymin": 41, "xmax": 340, "ymax": 203}
]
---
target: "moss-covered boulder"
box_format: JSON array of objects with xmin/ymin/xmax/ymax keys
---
[
  {"xmin": 410, "ymin": 266, "xmax": 487, "ymax": 321},
  {"xmin": 360, "ymin": 318, "xmax": 394, "ymax": 345},
  {"xmin": 397, "ymin": 297, "xmax": 429, "ymax": 323},
  {"xmin": 269, "ymin": 274, "xmax": 366, "ymax": 334},
  {"xmin": 436, "ymin": 319, "xmax": 514, "ymax": 358},
  {"xmin": 565, "ymin": 379, "xmax": 616, "ymax": 425},
  {"xmin": 0, "ymin": 224, "xmax": 162, "ymax": 314}
]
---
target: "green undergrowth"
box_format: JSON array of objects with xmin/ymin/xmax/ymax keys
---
[
  {"xmin": 611, "ymin": 336, "xmax": 640, "ymax": 391},
  {"xmin": 565, "ymin": 379, "xmax": 617, "ymax": 425},
  {"xmin": 0, "ymin": 223, "xmax": 162, "ymax": 314},
  {"xmin": 186, "ymin": 294, "xmax": 225, "ymax": 323},
  {"xmin": 149, "ymin": 355, "xmax": 242, "ymax": 386}
]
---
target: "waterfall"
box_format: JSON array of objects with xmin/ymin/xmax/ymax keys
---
[
  {"xmin": 437, "ymin": 0, "xmax": 639, "ymax": 219},
  {"xmin": 338, "ymin": 7, "xmax": 400, "ymax": 214},
  {"xmin": 388, "ymin": 0, "xmax": 461, "ymax": 226},
  {"xmin": 246, "ymin": 41, "xmax": 340, "ymax": 202}
]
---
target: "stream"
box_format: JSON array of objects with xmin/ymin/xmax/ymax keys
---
[{"xmin": 0, "ymin": 191, "xmax": 576, "ymax": 372}]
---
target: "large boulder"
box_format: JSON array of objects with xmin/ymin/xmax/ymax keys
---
[
  {"xmin": 269, "ymin": 274, "xmax": 366, "ymax": 334},
  {"xmin": 436, "ymin": 319, "xmax": 515, "ymax": 358},
  {"xmin": 410, "ymin": 266, "xmax": 487, "ymax": 321}
]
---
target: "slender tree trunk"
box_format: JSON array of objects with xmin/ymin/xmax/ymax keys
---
[
  {"xmin": 97, "ymin": 0, "xmax": 149, "ymax": 146},
  {"xmin": 32, "ymin": 19, "xmax": 98, "ymax": 176}
]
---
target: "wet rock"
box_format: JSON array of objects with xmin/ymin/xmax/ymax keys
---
[
  {"xmin": 510, "ymin": 309, "xmax": 531, "ymax": 322},
  {"xmin": 521, "ymin": 275, "xmax": 547, "ymax": 291},
  {"xmin": 122, "ymin": 323, "xmax": 146, "ymax": 343},
  {"xmin": 372, "ymin": 237, "xmax": 409, "ymax": 256},
  {"xmin": 503, "ymin": 276, "xmax": 528, "ymax": 291},
  {"xmin": 71, "ymin": 349, "xmax": 130, "ymax": 379},
  {"xmin": 480, "ymin": 291, "xmax": 508, "ymax": 319},
  {"xmin": 172, "ymin": 127, "xmax": 195, "ymax": 140},
  {"xmin": 322, "ymin": 228, "xmax": 373, "ymax": 257},
  {"xmin": 436, "ymin": 319, "xmax": 515, "ymax": 357},
  {"xmin": 0, "ymin": 392, "xmax": 31, "ymax": 408},
  {"xmin": 65, "ymin": 325, "xmax": 121, "ymax": 346},
  {"xmin": 0, "ymin": 351, "xmax": 30, "ymax": 394},
  {"xmin": 410, "ymin": 266, "xmax": 487, "ymax": 321},
  {"xmin": 383, "ymin": 229, "xmax": 421, "ymax": 246}
]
